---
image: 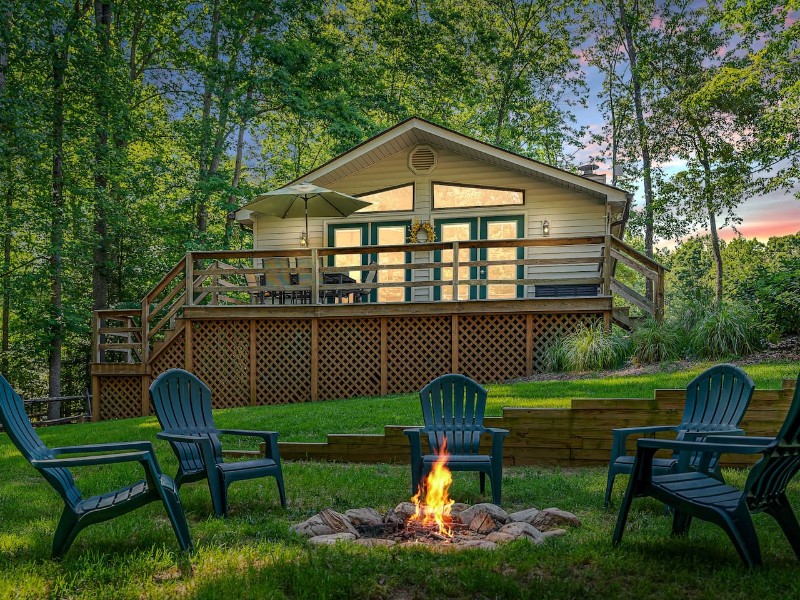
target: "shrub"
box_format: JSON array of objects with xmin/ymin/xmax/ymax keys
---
[
  {"xmin": 754, "ymin": 256, "xmax": 800, "ymax": 334},
  {"xmin": 543, "ymin": 337, "xmax": 567, "ymax": 372},
  {"xmin": 630, "ymin": 318, "xmax": 684, "ymax": 364},
  {"xmin": 548, "ymin": 322, "xmax": 630, "ymax": 372},
  {"xmin": 688, "ymin": 301, "xmax": 766, "ymax": 359}
]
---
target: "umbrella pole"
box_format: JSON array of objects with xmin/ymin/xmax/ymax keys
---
[{"xmin": 303, "ymin": 196, "xmax": 309, "ymax": 246}]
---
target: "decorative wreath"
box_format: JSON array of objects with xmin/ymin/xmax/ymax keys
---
[{"xmin": 408, "ymin": 220, "xmax": 436, "ymax": 244}]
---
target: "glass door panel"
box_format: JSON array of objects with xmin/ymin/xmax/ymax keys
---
[
  {"xmin": 373, "ymin": 224, "xmax": 408, "ymax": 303},
  {"xmin": 479, "ymin": 216, "xmax": 524, "ymax": 300},
  {"xmin": 330, "ymin": 226, "xmax": 366, "ymax": 282},
  {"xmin": 435, "ymin": 219, "xmax": 477, "ymax": 301}
]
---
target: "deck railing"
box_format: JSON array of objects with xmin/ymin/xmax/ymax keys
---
[{"xmin": 92, "ymin": 235, "xmax": 667, "ymax": 363}]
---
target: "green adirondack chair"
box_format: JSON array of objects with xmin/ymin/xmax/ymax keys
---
[
  {"xmin": 404, "ymin": 374, "xmax": 508, "ymax": 505},
  {"xmin": 0, "ymin": 374, "xmax": 192, "ymax": 558},
  {"xmin": 605, "ymin": 364, "xmax": 755, "ymax": 507},
  {"xmin": 149, "ymin": 369, "xmax": 286, "ymax": 517},
  {"xmin": 612, "ymin": 373, "xmax": 800, "ymax": 567}
]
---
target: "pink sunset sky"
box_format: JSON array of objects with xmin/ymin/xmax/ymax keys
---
[{"xmin": 569, "ymin": 12, "xmax": 800, "ymax": 245}]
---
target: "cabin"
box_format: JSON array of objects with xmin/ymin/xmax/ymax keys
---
[{"xmin": 91, "ymin": 117, "xmax": 665, "ymax": 421}]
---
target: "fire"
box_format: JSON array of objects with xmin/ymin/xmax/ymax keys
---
[{"xmin": 409, "ymin": 439, "xmax": 455, "ymax": 536}]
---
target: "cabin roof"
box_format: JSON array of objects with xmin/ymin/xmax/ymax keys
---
[{"xmin": 288, "ymin": 116, "xmax": 630, "ymax": 202}]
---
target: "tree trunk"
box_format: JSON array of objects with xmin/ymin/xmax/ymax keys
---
[
  {"xmin": 92, "ymin": 1, "xmax": 112, "ymax": 312},
  {"xmin": 697, "ymin": 143, "xmax": 723, "ymax": 304},
  {"xmin": 617, "ymin": 0, "xmax": 655, "ymax": 300},
  {"xmin": 48, "ymin": 35, "xmax": 68, "ymax": 414},
  {"xmin": 0, "ymin": 6, "xmax": 10, "ymax": 378},
  {"xmin": 225, "ymin": 106, "xmax": 248, "ymax": 249},
  {"xmin": 2, "ymin": 179, "xmax": 10, "ymax": 379},
  {"xmin": 196, "ymin": 0, "xmax": 221, "ymax": 244}
]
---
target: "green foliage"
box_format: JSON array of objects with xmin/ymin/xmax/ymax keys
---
[
  {"xmin": 664, "ymin": 232, "xmax": 800, "ymax": 335},
  {"xmin": 548, "ymin": 322, "xmax": 630, "ymax": 372},
  {"xmin": 687, "ymin": 301, "xmax": 766, "ymax": 360},
  {"xmin": 630, "ymin": 318, "xmax": 684, "ymax": 364}
]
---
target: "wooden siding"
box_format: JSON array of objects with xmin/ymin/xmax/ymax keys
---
[
  {"xmin": 277, "ymin": 380, "xmax": 798, "ymax": 469},
  {"xmin": 254, "ymin": 145, "xmax": 608, "ymax": 301}
]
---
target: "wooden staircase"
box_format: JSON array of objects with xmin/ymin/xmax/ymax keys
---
[
  {"xmin": 149, "ymin": 318, "xmax": 186, "ymax": 361},
  {"xmin": 612, "ymin": 306, "xmax": 648, "ymax": 331}
]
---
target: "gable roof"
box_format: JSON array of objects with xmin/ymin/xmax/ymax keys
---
[{"xmin": 288, "ymin": 116, "xmax": 631, "ymax": 203}]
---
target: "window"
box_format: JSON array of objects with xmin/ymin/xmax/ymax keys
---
[
  {"xmin": 356, "ymin": 183, "xmax": 414, "ymax": 213},
  {"xmin": 432, "ymin": 182, "xmax": 524, "ymax": 210}
]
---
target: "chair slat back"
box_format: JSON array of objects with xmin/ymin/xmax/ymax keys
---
[
  {"xmin": 296, "ymin": 257, "xmax": 313, "ymax": 287},
  {"xmin": 745, "ymin": 375, "xmax": 800, "ymax": 508},
  {"xmin": 678, "ymin": 364, "xmax": 755, "ymax": 470},
  {"xmin": 364, "ymin": 261, "xmax": 377, "ymax": 285},
  {"xmin": 680, "ymin": 364, "xmax": 754, "ymax": 434},
  {"xmin": 419, "ymin": 374, "xmax": 487, "ymax": 455},
  {"xmin": 262, "ymin": 257, "xmax": 292, "ymax": 287},
  {"xmin": 150, "ymin": 369, "xmax": 223, "ymax": 467},
  {"xmin": 0, "ymin": 375, "xmax": 81, "ymax": 507}
]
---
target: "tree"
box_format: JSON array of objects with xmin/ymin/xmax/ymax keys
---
[{"xmin": 649, "ymin": 1, "xmax": 756, "ymax": 303}]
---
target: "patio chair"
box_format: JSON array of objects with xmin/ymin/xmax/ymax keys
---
[
  {"xmin": 613, "ymin": 373, "xmax": 800, "ymax": 567},
  {"xmin": 604, "ymin": 364, "xmax": 755, "ymax": 507},
  {"xmin": 262, "ymin": 257, "xmax": 292, "ymax": 304},
  {"xmin": 0, "ymin": 374, "xmax": 192, "ymax": 558},
  {"xmin": 295, "ymin": 256, "xmax": 316, "ymax": 304},
  {"xmin": 404, "ymin": 374, "xmax": 509, "ymax": 505},
  {"xmin": 149, "ymin": 369, "xmax": 286, "ymax": 517},
  {"xmin": 354, "ymin": 260, "xmax": 378, "ymax": 303}
]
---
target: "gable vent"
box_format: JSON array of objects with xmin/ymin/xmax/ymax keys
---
[{"xmin": 408, "ymin": 145, "xmax": 437, "ymax": 175}]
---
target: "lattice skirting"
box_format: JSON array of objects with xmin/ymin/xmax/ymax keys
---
[
  {"xmin": 256, "ymin": 320, "xmax": 312, "ymax": 404},
  {"xmin": 95, "ymin": 311, "xmax": 606, "ymax": 419},
  {"xmin": 98, "ymin": 376, "xmax": 142, "ymax": 420}
]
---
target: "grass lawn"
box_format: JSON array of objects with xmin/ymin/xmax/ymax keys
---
[{"xmin": 0, "ymin": 360, "xmax": 798, "ymax": 598}]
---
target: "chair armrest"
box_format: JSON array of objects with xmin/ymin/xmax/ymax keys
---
[
  {"xmin": 636, "ymin": 437, "xmax": 771, "ymax": 456},
  {"xmin": 31, "ymin": 450, "xmax": 152, "ymax": 469},
  {"xmin": 612, "ymin": 425, "xmax": 679, "ymax": 436},
  {"xmin": 157, "ymin": 432, "xmax": 209, "ymax": 444},
  {"xmin": 218, "ymin": 429, "xmax": 281, "ymax": 461},
  {"xmin": 484, "ymin": 428, "xmax": 509, "ymax": 437},
  {"xmin": 51, "ymin": 441, "xmax": 155, "ymax": 455},
  {"xmin": 403, "ymin": 428, "xmax": 423, "ymax": 437},
  {"xmin": 217, "ymin": 429, "xmax": 278, "ymax": 441},
  {"xmin": 404, "ymin": 428, "xmax": 423, "ymax": 462},
  {"xmin": 681, "ymin": 428, "xmax": 744, "ymax": 441},
  {"xmin": 611, "ymin": 425, "xmax": 679, "ymax": 462},
  {"xmin": 703, "ymin": 435, "xmax": 774, "ymax": 446}
]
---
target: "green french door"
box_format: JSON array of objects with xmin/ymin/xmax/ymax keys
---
[
  {"xmin": 328, "ymin": 221, "xmax": 411, "ymax": 302},
  {"xmin": 370, "ymin": 221, "xmax": 411, "ymax": 302},
  {"xmin": 434, "ymin": 215, "xmax": 524, "ymax": 301},
  {"xmin": 478, "ymin": 216, "xmax": 525, "ymax": 300},
  {"xmin": 327, "ymin": 223, "xmax": 369, "ymax": 284},
  {"xmin": 434, "ymin": 218, "xmax": 478, "ymax": 301}
]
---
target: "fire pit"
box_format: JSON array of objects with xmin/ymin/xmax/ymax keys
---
[{"xmin": 292, "ymin": 448, "xmax": 580, "ymax": 549}]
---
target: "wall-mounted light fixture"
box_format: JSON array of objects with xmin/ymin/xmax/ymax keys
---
[
  {"xmin": 300, "ymin": 231, "xmax": 308, "ymax": 247},
  {"xmin": 542, "ymin": 220, "xmax": 550, "ymax": 236}
]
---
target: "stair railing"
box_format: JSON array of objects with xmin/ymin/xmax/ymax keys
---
[{"xmin": 609, "ymin": 237, "xmax": 667, "ymax": 322}]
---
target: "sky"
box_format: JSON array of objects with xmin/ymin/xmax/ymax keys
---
[{"xmin": 568, "ymin": 54, "xmax": 800, "ymax": 246}]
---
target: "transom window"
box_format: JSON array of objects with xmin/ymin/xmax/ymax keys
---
[
  {"xmin": 356, "ymin": 183, "xmax": 414, "ymax": 213},
  {"xmin": 432, "ymin": 182, "xmax": 524, "ymax": 210}
]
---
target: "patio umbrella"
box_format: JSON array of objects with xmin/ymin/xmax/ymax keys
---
[{"xmin": 240, "ymin": 182, "xmax": 371, "ymax": 243}]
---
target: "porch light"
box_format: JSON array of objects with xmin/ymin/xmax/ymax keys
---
[
  {"xmin": 542, "ymin": 220, "xmax": 550, "ymax": 236},
  {"xmin": 300, "ymin": 231, "xmax": 308, "ymax": 247}
]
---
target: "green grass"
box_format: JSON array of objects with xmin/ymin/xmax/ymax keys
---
[{"xmin": 0, "ymin": 360, "xmax": 798, "ymax": 598}]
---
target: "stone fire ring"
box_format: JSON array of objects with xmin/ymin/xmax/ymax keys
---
[{"xmin": 291, "ymin": 503, "xmax": 581, "ymax": 550}]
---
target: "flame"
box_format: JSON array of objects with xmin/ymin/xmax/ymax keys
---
[{"xmin": 409, "ymin": 439, "xmax": 455, "ymax": 536}]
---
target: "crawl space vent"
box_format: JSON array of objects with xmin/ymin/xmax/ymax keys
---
[{"xmin": 408, "ymin": 145, "xmax": 437, "ymax": 175}]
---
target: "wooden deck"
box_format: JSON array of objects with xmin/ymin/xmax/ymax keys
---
[{"xmin": 90, "ymin": 235, "xmax": 667, "ymax": 421}]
